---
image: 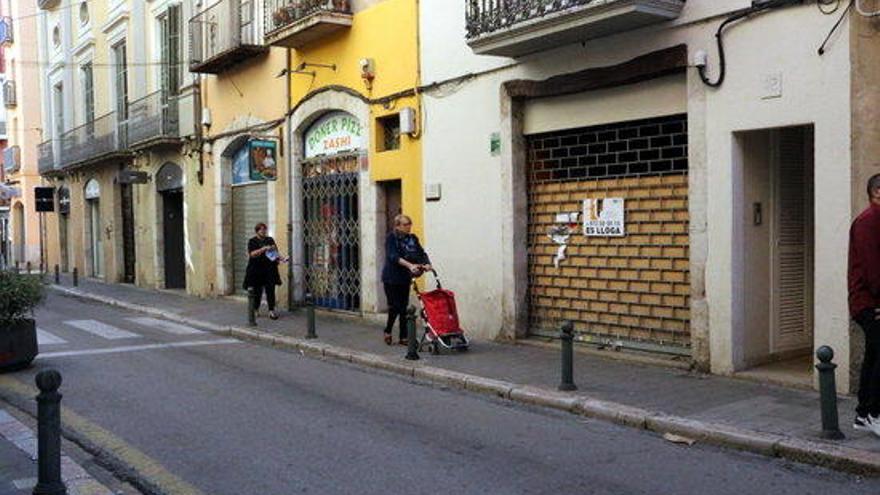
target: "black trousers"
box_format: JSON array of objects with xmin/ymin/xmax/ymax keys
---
[
  {"xmin": 857, "ymin": 316, "xmax": 880, "ymax": 418},
  {"xmin": 250, "ymin": 284, "xmax": 276, "ymax": 311},
  {"xmin": 384, "ymin": 282, "xmax": 411, "ymax": 340}
]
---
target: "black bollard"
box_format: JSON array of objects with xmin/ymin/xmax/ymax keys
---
[
  {"xmin": 53, "ymin": 265, "xmax": 59, "ymax": 284},
  {"xmin": 71, "ymin": 267, "xmax": 78, "ymax": 287},
  {"xmin": 26, "ymin": 261, "xmax": 31, "ymax": 274},
  {"xmin": 39, "ymin": 262, "xmax": 44, "ymax": 275},
  {"xmin": 305, "ymin": 293, "xmax": 317, "ymax": 339},
  {"xmin": 33, "ymin": 370, "xmax": 67, "ymax": 495},
  {"xmin": 247, "ymin": 287, "xmax": 258, "ymax": 327},
  {"xmin": 559, "ymin": 320, "xmax": 577, "ymax": 391},
  {"xmin": 14, "ymin": 261, "xmax": 20, "ymax": 274},
  {"xmin": 405, "ymin": 306, "xmax": 420, "ymax": 361},
  {"xmin": 816, "ymin": 346, "xmax": 844, "ymax": 440}
]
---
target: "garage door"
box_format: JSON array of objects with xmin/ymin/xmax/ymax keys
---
[{"xmin": 232, "ymin": 182, "xmax": 267, "ymax": 294}]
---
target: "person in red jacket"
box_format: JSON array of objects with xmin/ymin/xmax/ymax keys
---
[{"xmin": 849, "ymin": 173, "xmax": 880, "ymax": 434}]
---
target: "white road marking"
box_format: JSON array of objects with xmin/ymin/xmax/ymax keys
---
[
  {"xmin": 125, "ymin": 317, "xmax": 205, "ymax": 335},
  {"xmin": 36, "ymin": 328, "xmax": 68, "ymax": 345},
  {"xmin": 36, "ymin": 339, "xmax": 240, "ymax": 358},
  {"xmin": 64, "ymin": 320, "xmax": 141, "ymax": 340}
]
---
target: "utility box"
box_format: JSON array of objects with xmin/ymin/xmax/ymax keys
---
[{"xmin": 399, "ymin": 107, "xmax": 417, "ymax": 135}]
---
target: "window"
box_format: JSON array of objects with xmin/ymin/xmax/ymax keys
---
[
  {"xmin": 113, "ymin": 42, "xmax": 128, "ymax": 121},
  {"xmin": 52, "ymin": 25, "xmax": 60, "ymax": 49},
  {"xmin": 377, "ymin": 114, "xmax": 400, "ymax": 152},
  {"xmin": 159, "ymin": 5, "xmax": 182, "ymax": 97},
  {"xmin": 52, "ymin": 83, "xmax": 64, "ymax": 138},
  {"xmin": 79, "ymin": 2, "xmax": 89, "ymax": 25},
  {"xmin": 81, "ymin": 63, "xmax": 94, "ymax": 124}
]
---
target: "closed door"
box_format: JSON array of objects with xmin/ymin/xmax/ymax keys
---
[
  {"xmin": 59, "ymin": 214, "xmax": 69, "ymax": 272},
  {"xmin": 88, "ymin": 199, "xmax": 103, "ymax": 277},
  {"xmin": 232, "ymin": 183, "xmax": 267, "ymax": 293},
  {"xmin": 771, "ymin": 127, "xmax": 814, "ymax": 352},
  {"xmin": 163, "ymin": 190, "xmax": 186, "ymax": 289}
]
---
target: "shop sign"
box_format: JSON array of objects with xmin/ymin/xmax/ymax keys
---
[
  {"xmin": 57, "ymin": 187, "xmax": 70, "ymax": 215},
  {"xmin": 304, "ymin": 112, "xmax": 365, "ymax": 159},
  {"xmin": 249, "ymin": 139, "xmax": 278, "ymax": 181},
  {"xmin": 583, "ymin": 198, "xmax": 625, "ymax": 237},
  {"xmin": 84, "ymin": 179, "xmax": 100, "ymax": 200}
]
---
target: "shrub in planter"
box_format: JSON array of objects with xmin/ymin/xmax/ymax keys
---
[{"xmin": 0, "ymin": 271, "xmax": 45, "ymax": 371}]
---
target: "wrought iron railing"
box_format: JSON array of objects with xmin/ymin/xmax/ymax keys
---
[
  {"xmin": 38, "ymin": 0, "xmax": 61, "ymax": 10},
  {"xmin": 127, "ymin": 91, "xmax": 180, "ymax": 145},
  {"xmin": 465, "ymin": 0, "xmax": 595, "ymax": 39},
  {"xmin": 37, "ymin": 140, "xmax": 56, "ymax": 175},
  {"xmin": 59, "ymin": 111, "xmax": 128, "ymax": 168},
  {"xmin": 3, "ymin": 145, "xmax": 20, "ymax": 173},
  {"xmin": 190, "ymin": 0, "xmax": 260, "ymax": 68},
  {"xmin": 263, "ymin": 0, "xmax": 351, "ymax": 36}
]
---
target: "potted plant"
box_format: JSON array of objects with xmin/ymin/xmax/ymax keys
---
[{"xmin": 0, "ymin": 270, "xmax": 44, "ymax": 371}]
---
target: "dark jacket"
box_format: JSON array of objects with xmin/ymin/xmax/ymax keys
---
[
  {"xmin": 382, "ymin": 232, "xmax": 429, "ymax": 285},
  {"xmin": 849, "ymin": 203, "xmax": 880, "ymax": 320},
  {"xmin": 244, "ymin": 236, "xmax": 282, "ymax": 289}
]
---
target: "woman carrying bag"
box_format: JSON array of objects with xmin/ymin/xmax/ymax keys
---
[{"xmin": 244, "ymin": 222, "xmax": 288, "ymax": 320}]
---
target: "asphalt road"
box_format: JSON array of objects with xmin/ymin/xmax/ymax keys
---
[{"xmin": 3, "ymin": 293, "xmax": 879, "ymax": 495}]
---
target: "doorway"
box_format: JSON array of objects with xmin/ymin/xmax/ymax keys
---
[
  {"xmin": 162, "ymin": 191, "xmax": 185, "ymax": 289},
  {"xmin": 13, "ymin": 202, "xmax": 24, "ymax": 264},
  {"xmin": 380, "ymin": 180, "xmax": 402, "ymax": 234},
  {"xmin": 121, "ymin": 183, "xmax": 136, "ymax": 284},
  {"xmin": 737, "ymin": 126, "xmax": 814, "ymax": 379},
  {"xmin": 87, "ymin": 199, "xmax": 103, "ymax": 277}
]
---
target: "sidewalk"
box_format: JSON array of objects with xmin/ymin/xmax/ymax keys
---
[
  {"xmin": 0, "ymin": 408, "xmax": 116, "ymax": 494},
  {"xmin": 48, "ymin": 274, "xmax": 880, "ymax": 475}
]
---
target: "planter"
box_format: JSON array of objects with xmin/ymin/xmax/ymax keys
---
[{"xmin": 0, "ymin": 319, "xmax": 38, "ymax": 371}]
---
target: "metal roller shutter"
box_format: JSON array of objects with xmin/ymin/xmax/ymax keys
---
[{"xmin": 232, "ymin": 183, "xmax": 268, "ymax": 294}]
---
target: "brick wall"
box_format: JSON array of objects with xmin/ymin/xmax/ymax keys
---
[{"xmin": 527, "ymin": 115, "xmax": 690, "ymax": 350}]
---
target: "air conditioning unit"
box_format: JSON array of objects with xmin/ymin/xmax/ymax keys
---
[{"xmin": 3, "ymin": 146, "xmax": 21, "ymax": 173}]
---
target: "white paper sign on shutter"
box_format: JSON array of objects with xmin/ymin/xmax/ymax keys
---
[{"xmin": 583, "ymin": 198, "xmax": 625, "ymax": 237}]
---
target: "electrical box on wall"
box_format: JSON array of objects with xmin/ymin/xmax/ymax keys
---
[
  {"xmin": 425, "ymin": 183, "xmax": 441, "ymax": 201},
  {"xmin": 399, "ymin": 107, "xmax": 417, "ymax": 135}
]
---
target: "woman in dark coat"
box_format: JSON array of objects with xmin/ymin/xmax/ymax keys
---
[
  {"xmin": 382, "ymin": 214, "xmax": 431, "ymax": 345},
  {"xmin": 244, "ymin": 222, "xmax": 285, "ymax": 319}
]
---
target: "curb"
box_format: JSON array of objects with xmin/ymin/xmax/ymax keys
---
[{"xmin": 49, "ymin": 285, "xmax": 880, "ymax": 476}]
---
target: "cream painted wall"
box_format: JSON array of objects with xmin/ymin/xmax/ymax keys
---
[{"xmin": 420, "ymin": 0, "xmax": 854, "ymax": 390}]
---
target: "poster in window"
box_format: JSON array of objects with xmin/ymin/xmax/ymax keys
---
[
  {"xmin": 249, "ymin": 139, "xmax": 277, "ymax": 181},
  {"xmin": 232, "ymin": 146, "xmax": 250, "ymax": 185}
]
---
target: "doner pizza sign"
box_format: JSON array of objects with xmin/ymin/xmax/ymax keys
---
[
  {"xmin": 304, "ymin": 111, "xmax": 366, "ymax": 159},
  {"xmin": 583, "ymin": 198, "xmax": 625, "ymax": 237}
]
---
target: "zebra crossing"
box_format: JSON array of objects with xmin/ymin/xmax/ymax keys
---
[{"xmin": 35, "ymin": 318, "xmax": 236, "ymax": 359}]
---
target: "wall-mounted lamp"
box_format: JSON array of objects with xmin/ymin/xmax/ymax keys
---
[{"xmin": 359, "ymin": 58, "xmax": 375, "ymax": 90}]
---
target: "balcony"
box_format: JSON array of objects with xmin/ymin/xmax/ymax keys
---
[
  {"xmin": 128, "ymin": 91, "xmax": 181, "ymax": 148},
  {"xmin": 0, "ymin": 16, "xmax": 12, "ymax": 45},
  {"xmin": 58, "ymin": 111, "xmax": 132, "ymax": 170},
  {"xmin": 0, "ymin": 120, "xmax": 6, "ymax": 140},
  {"xmin": 465, "ymin": 0, "xmax": 685, "ymax": 57},
  {"xmin": 3, "ymin": 145, "xmax": 20, "ymax": 174},
  {"xmin": 37, "ymin": 140, "xmax": 57, "ymax": 176},
  {"xmin": 264, "ymin": 0, "xmax": 352, "ymax": 49},
  {"xmin": 189, "ymin": 0, "xmax": 268, "ymax": 74},
  {"xmin": 3, "ymin": 80, "xmax": 16, "ymax": 108}
]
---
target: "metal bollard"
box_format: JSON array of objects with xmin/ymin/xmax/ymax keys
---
[
  {"xmin": 816, "ymin": 346, "xmax": 844, "ymax": 440},
  {"xmin": 15, "ymin": 261, "xmax": 20, "ymax": 274},
  {"xmin": 559, "ymin": 320, "xmax": 577, "ymax": 391},
  {"xmin": 39, "ymin": 262, "xmax": 44, "ymax": 275},
  {"xmin": 33, "ymin": 370, "xmax": 67, "ymax": 495},
  {"xmin": 405, "ymin": 305, "xmax": 420, "ymax": 361},
  {"xmin": 26, "ymin": 261, "xmax": 31, "ymax": 274},
  {"xmin": 305, "ymin": 293, "xmax": 317, "ymax": 339},
  {"xmin": 71, "ymin": 267, "xmax": 78, "ymax": 287},
  {"xmin": 247, "ymin": 288, "xmax": 258, "ymax": 327},
  {"xmin": 54, "ymin": 265, "xmax": 60, "ymax": 284}
]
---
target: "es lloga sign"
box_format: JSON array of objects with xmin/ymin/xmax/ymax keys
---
[{"xmin": 583, "ymin": 198, "xmax": 625, "ymax": 237}]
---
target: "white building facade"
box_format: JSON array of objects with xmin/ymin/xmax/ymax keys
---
[{"xmin": 420, "ymin": 0, "xmax": 878, "ymax": 392}]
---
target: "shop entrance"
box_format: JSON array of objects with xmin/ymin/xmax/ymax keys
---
[{"xmin": 736, "ymin": 126, "xmax": 815, "ymax": 384}]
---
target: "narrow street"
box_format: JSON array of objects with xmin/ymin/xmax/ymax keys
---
[{"xmin": 0, "ymin": 294, "xmax": 874, "ymax": 495}]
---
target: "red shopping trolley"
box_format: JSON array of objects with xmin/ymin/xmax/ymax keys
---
[{"xmin": 413, "ymin": 269, "xmax": 470, "ymax": 354}]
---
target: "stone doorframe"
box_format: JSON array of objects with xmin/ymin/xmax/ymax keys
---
[
  {"xmin": 497, "ymin": 44, "xmax": 711, "ymax": 369},
  {"xmin": 286, "ymin": 88, "xmax": 380, "ymax": 314}
]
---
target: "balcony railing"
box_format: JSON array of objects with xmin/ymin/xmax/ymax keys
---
[
  {"xmin": 38, "ymin": 0, "xmax": 62, "ymax": 10},
  {"xmin": 189, "ymin": 0, "xmax": 268, "ymax": 74},
  {"xmin": 0, "ymin": 16, "xmax": 12, "ymax": 45},
  {"xmin": 59, "ymin": 111, "xmax": 131, "ymax": 169},
  {"xmin": 264, "ymin": 0, "xmax": 352, "ymax": 49},
  {"xmin": 128, "ymin": 91, "xmax": 180, "ymax": 147},
  {"xmin": 3, "ymin": 145, "xmax": 20, "ymax": 174},
  {"xmin": 37, "ymin": 140, "xmax": 56, "ymax": 175},
  {"xmin": 465, "ymin": 0, "xmax": 685, "ymax": 57},
  {"xmin": 3, "ymin": 80, "xmax": 16, "ymax": 108}
]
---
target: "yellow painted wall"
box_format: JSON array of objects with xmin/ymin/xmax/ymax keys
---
[{"xmin": 289, "ymin": 0, "xmax": 424, "ymax": 239}]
